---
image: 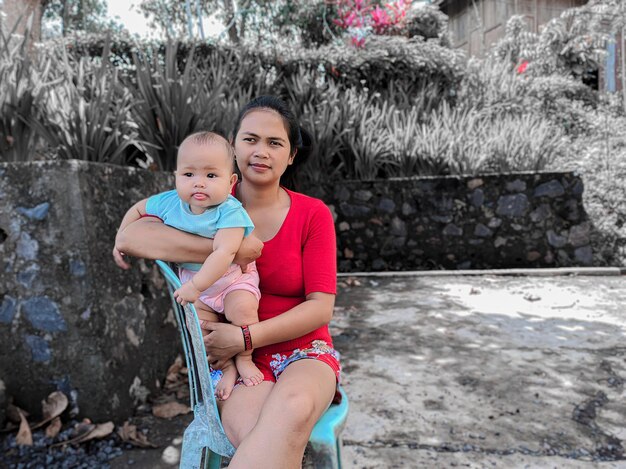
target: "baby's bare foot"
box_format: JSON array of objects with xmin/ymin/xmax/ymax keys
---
[
  {"xmin": 215, "ymin": 363, "xmax": 238, "ymax": 400},
  {"xmin": 236, "ymin": 356, "xmax": 264, "ymax": 387}
]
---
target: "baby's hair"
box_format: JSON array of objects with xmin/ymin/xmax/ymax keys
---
[{"xmin": 178, "ymin": 131, "xmax": 236, "ymax": 170}]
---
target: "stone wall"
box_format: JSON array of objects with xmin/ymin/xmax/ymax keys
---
[
  {"xmin": 0, "ymin": 162, "xmax": 590, "ymax": 425},
  {"xmin": 304, "ymin": 171, "xmax": 590, "ymax": 272},
  {"xmin": 0, "ymin": 160, "xmax": 178, "ymax": 423}
]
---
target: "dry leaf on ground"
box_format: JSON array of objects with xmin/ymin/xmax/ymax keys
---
[
  {"xmin": 45, "ymin": 416, "xmax": 62, "ymax": 439},
  {"xmin": 166, "ymin": 356, "xmax": 184, "ymax": 379},
  {"xmin": 42, "ymin": 392, "xmax": 68, "ymax": 421},
  {"xmin": 16, "ymin": 409, "xmax": 32, "ymax": 446},
  {"xmin": 118, "ymin": 421, "xmax": 158, "ymax": 448},
  {"xmin": 74, "ymin": 421, "xmax": 114, "ymax": 444},
  {"xmin": 50, "ymin": 420, "xmax": 114, "ymax": 447},
  {"xmin": 152, "ymin": 401, "xmax": 191, "ymax": 419},
  {"xmin": 32, "ymin": 391, "xmax": 69, "ymax": 430},
  {"xmin": 6, "ymin": 404, "xmax": 28, "ymax": 424}
]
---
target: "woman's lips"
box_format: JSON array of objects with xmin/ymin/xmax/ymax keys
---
[{"xmin": 250, "ymin": 163, "xmax": 270, "ymax": 172}]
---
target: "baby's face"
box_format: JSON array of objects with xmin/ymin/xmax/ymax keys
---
[{"xmin": 175, "ymin": 141, "xmax": 236, "ymax": 213}]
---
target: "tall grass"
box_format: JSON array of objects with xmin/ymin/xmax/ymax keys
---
[
  {"xmin": 30, "ymin": 40, "xmax": 143, "ymax": 164},
  {"xmin": 1, "ymin": 32, "xmax": 572, "ymax": 181},
  {"xmin": 0, "ymin": 21, "xmax": 49, "ymax": 162},
  {"xmin": 129, "ymin": 42, "xmax": 226, "ymax": 171}
]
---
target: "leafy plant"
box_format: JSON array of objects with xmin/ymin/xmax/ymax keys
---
[
  {"xmin": 128, "ymin": 41, "xmax": 227, "ymax": 171},
  {"xmin": 0, "ymin": 22, "xmax": 50, "ymax": 162},
  {"xmin": 29, "ymin": 40, "xmax": 143, "ymax": 165}
]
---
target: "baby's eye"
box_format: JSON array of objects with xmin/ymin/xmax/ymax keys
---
[
  {"xmin": 207, "ymin": 173, "xmax": 217, "ymax": 178},
  {"xmin": 183, "ymin": 172, "xmax": 193, "ymax": 177}
]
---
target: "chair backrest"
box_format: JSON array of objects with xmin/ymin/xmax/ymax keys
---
[{"xmin": 156, "ymin": 260, "xmax": 236, "ymax": 457}]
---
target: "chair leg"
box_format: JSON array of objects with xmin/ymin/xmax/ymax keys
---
[
  {"xmin": 204, "ymin": 448, "xmax": 223, "ymax": 469},
  {"xmin": 310, "ymin": 439, "xmax": 340, "ymax": 469},
  {"xmin": 336, "ymin": 436, "xmax": 344, "ymax": 469},
  {"xmin": 180, "ymin": 437, "xmax": 204, "ymax": 469}
]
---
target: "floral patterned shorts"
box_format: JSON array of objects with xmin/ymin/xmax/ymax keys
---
[
  {"xmin": 213, "ymin": 340, "xmax": 342, "ymax": 403},
  {"xmin": 262, "ymin": 340, "xmax": 341, "ymax": 383}
]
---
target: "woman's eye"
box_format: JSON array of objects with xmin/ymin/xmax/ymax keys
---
[
  {"xmin": 243, "ymin": 137, "xmax": 255, "ymax": 143},
  {"xmin": 270, "ymin": 140, "xmax": 282, "ymax": 146}
]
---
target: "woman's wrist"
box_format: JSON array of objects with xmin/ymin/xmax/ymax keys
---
[
  {"xmin": 247, "ymin": 322, "xmax": 263, "ymax": 350},
  {"xmin": 241, "ymin": 325, "xmax": 253, "ymax": 351}
]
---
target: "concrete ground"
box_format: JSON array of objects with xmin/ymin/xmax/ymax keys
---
[{"xmin": 113, "ymin": 273, "xmax": 626, "ymax": 468}]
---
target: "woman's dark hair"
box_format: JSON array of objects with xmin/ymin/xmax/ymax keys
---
[{"xmin": 232, "ymin": 96, "xmax": 313, "ymax": 185}]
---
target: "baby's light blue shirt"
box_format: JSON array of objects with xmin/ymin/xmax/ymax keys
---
[{"xmin": 145, "ymin": 190, "xmax": 254, "ymax": 271}]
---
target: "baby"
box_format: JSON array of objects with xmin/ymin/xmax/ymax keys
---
[{"xmin": 113, "ymin": 131, "xmax": 262, "ymax": 400}]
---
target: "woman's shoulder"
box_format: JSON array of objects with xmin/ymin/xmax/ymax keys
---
[
  {"xmin": 284, "ymin": 188, "xmax": 333, "ymax": 226},
  {"xmin": 285, "ymin": 188, "xmax": 328, "ymax": 211}
]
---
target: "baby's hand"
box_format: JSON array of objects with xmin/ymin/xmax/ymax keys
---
[{"xmin": 174, "ymin": 280, "xmax": 202, "ymax": 306}]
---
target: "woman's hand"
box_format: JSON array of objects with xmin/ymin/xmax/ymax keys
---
[
  {"xmin": 112, "ymin": 247, "xmax": 131, "ymax": 270},
  {"xmin": 202, "ymin": 322, "xmax": 245, "ymax": 370}
]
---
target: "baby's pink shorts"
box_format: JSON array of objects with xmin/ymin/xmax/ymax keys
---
[{"xmin": 179, "ymin": 263, "xmax": 261, "ymax": 314}]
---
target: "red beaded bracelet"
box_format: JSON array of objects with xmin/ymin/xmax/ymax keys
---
[{"xmin": 241, "ymin": 325, "xmax": 253, "ymax": 351}]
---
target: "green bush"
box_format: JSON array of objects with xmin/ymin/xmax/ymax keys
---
[
  {"xmin": 0, "ymin": 24, "xmax": 48, "ymax": 162},
  {"xmin": 29, "ymin": 40, "xmax": 143, "ymax": 164}
]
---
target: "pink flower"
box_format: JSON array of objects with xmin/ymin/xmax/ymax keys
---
[
  {"xmin": 351, "ymin": 36, "xmax": 366, "ymax": 47},
  {"xmin": 517, "ymin": 60, "xmax": 529, "ymax": 74}
]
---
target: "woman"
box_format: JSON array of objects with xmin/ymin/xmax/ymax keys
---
[{"xmin": 115, "ymin": 96, "xmax": 340, "ymax": 468}]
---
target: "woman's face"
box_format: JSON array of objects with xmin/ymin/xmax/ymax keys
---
[{"xmin": 233, "ymin": 109, "xmax": 295, "ymax": 186}]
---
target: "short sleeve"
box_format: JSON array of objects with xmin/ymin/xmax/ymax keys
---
[
  {"xmin": 216, "ymin": 196, "xmax": 255, "ymax": 237},
  {"xmin": 145, "ymin": 190, "xmax": 178, "ymax": 218},
  {"xmin": 303, "ymin": 202, "xmax": 337, "ymax": 296}
]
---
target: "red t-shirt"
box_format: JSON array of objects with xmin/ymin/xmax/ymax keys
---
[{"xmin": 251, "ymin": 188, "xmax": 337, "ymax": 355}]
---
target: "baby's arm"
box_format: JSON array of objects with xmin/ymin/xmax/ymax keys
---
[
  {"xmin": 173, "ymin": 227, "xmax": 245, "ymax": 305},
  {"xmin": 112, "ymin": 199, "xmax": 148, "ymax": 269}
]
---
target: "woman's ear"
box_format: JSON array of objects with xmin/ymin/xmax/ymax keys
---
[{"xmin": 289, "ymin": 148, "xmax": 297, "ymax": 165}]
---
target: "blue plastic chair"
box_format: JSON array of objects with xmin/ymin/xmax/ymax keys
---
[{"xmin": 156, "ymin": 260, "xmax": 349, "ymax": 469}]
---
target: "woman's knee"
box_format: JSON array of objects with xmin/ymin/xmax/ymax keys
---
[{"xmin": 271, "ymin": 389, "xmax": 318, "ymax": 431}]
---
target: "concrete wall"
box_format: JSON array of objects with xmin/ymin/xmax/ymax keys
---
[
  {"xmin": 0, "ymin": 160, "xmax": 178, "ymax": 423},
  {"xmin": 304, "ymin": 171, "xmax": 589, "ymax": 272}
]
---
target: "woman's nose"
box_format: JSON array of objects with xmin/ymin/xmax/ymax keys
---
[{"xmin": 254, "ymin": 148, "xmax": 269, "ymax": 159}]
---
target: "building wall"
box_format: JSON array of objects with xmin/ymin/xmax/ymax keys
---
[
  {"xmin": 1, "ymin": 0, "xmax": 43, "ymax": 43},
  {"xmin": 602, "ymin": 31, "xmax": 624, "ymax": 93},
  {"xmin": 442, "ymin": 0, "xmax": 587, "ymax": 57}
]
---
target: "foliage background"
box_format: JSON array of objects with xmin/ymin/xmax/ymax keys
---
[{"xmin": 2, "ymin": 0, "xmax": 626, "ymax": 266}]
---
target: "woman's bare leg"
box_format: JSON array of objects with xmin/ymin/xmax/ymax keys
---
[
  {"xmin": 219, "ymin": 381, "xmax": 274, "ymax": 447},
  {"xmin": 194, "ymin": 300, "xmax": 238, "ymax": 400},
  {"xmin": 226, "ymin": 359, "xmax": 336, "ymax": 469},
  {"xmin": 223, "ymin": 290, "xmax": 263, "ymax": 388}
]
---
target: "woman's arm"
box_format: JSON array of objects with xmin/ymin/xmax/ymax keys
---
[
  {"xmin": 115, "ymin": 217, "xmax": 214, "ymax": 264},
  {"xmin": 202, "ymin": 292, "xmax": 335, "ymax": 369},
  {"xmin": 115, "ymin": 218, "xmax": 263, "ymax": 266}
]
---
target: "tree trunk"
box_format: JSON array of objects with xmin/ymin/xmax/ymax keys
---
[
  {"xmin": 222, "ymin": 0, "xmax": 240, "ymax": 44},
  {"xmin": 1, "ymin": 0, "xmax": 44, "ymax": 43},
  {"xmin": 195, "ymin": 0, "xmax": 205, "ymax": 40},
  {"xmin": 184, "ymin": 0, "xmax": 194, "ymax": 39},
  {"xmin": 61, "ymin": 0, "xmax": 70, "ymax": 36}
]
